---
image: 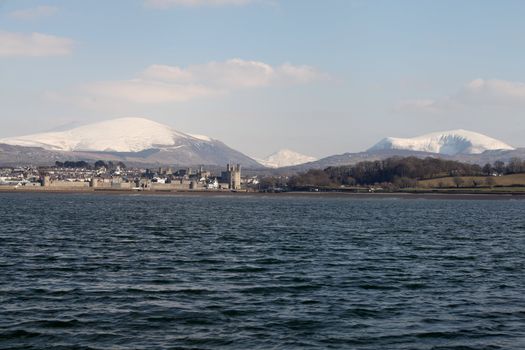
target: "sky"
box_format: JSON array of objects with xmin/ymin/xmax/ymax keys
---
[{"xmin": 1, "ymin": 0, "xmax": 525, "ymax": 159}]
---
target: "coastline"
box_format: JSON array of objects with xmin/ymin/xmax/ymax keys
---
[{"xmin": 1, "ymin": 187, "xmax": 525, "ymax": 200}]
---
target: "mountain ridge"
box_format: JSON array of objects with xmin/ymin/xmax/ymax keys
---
[
  {"xmin": 368, "ymin": 129, "xmax": 515, "ymax": 155},
  {"xmin": 0, "ymin": 123, "xmax": 521, "ymax": 170},
  {"xmin": 0, "ymin": 117, "xmax": 262, "ymax": 167},
  {"xmin": 1, "ymin": 117, "xmax": 208, "ymax": 152}
]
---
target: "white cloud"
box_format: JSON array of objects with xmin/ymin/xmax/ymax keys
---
[
  {"xmin": 457, "ymin": 78, "xmax": 525, "ymax": 103},
  {"xmin": 0, "ymin": 30, "xmax": 73, "ymax": 57},
  {"xmin": 85, "ymin": 58, "xmax": 325, "ymax": 104},
  {"xmin": 9, "ymin": 5, "xmax": 58, "ymax": 20},
  {"xmin": 144, "ymin": 0, "xmax": 252, "ymax": 8},
  {"xmin": 396, "ymin": 78, "xmax": 525, "ymax": 113},
  {"xmin": 279, "ymin": 63, "xmax": 325, "ymax": 84}
]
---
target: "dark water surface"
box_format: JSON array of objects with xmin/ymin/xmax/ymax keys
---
[{"xmin": 1, "ymin": 193, "xmax": 525, "ymax": 349}]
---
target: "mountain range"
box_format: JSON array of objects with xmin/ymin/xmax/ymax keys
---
[
  {"xmin": 0, "ymin": 118, "xmax": 521, "ymax": 170},
  {"xmin": 277, "ymin": 130, "xmax": 522, "ymax": 172}
]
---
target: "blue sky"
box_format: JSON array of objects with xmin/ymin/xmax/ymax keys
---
[{"xmin": 1, "ymin": 0, "xmax": 525, "ymax": 158}]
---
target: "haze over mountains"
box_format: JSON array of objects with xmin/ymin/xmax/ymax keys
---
[{"xmin": 0, "ymin": 118, "xmax": 522, "ymax": 170}]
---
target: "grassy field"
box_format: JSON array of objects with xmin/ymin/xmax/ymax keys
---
[
  {"xmin": 417, "ymin": 173, "xmax": 525, "ymax": 189},
  {"xmin": 404, "ymin": 187, "xmax": 525, "ymax": 194}
]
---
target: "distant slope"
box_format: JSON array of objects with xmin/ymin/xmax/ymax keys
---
[
  {"xmin": 368, "ymin": 129, "xmax": 515, "ymax": 155},
  {"xmin": 450, "ymin": 148, "xmax": 525, "ymax": 165},
  {"xmin": 277, "ymin": 148, "xmax": 525, "ymax": 174},
  {"xmin": 0, "ymin": 142, "xmax": 264, "ymax": 168},
  {"xmin": 257, "ymin": 149, "xmax": 317, "ymax": 168},
  {"xmin": 0, "ymin": 117, "xmax": 262, "ymax": 167},
  {"xmin": 0, "ymin": 143, "xmax": 69, "ymax": 166},
  {"xmin": 278, "ymin": 150, "xmax": 443, "ymax": 173}
]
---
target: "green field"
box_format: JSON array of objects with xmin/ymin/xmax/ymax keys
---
[{"xmin": 417, "ymin": 174, "xmax": 525, "ymax": 189}]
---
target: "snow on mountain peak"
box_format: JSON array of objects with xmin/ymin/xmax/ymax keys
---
[
  {"xmin": 258, "ymin": 149, "xmax": 317, "ymax": 168},
  {"xmin": 188, "ymin": 133, "xmax": 213, "ymax": 142},
  {"xmin": 0, "ymin": 117, "xmax": 214, "ymax": 153},
  {"xmin": 368, "ymin": 129, "xmax": 515, "ymax": 155}
]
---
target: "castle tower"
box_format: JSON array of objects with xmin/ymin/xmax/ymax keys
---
[
  {"xmin": 41, "ymin": 175, "xmax": 50, "ymax": 187},
  {"xmin": 222, "ymin": 164, "xmax": 241, "ymax": 190}
]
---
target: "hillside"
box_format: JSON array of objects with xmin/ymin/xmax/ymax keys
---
[{"xmin": 0, "ymin": 118, "xmax": 262, "ymax": 167}]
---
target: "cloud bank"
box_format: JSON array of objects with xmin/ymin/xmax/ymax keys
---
[
  {"xmin": 396, "ymin": 78, "xmax": 525, "ymax": 112},
  {"xmin": 86, "ymin": 58, "xmax": 325, "ymax": 103},
  {"xmin": 0, "ymin": 30, "xmax": 73, "ymax": 57},
  {"xmin": 458, "ymin": 78, "xmax": 525, "ymax": 103}
]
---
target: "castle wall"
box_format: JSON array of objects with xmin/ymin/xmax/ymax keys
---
[{"xmin": 48, "ymin": 181, "xmax": 90, "ymax": 188}]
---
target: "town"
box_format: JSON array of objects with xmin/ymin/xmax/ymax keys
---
[
  {"xmin": 3, "ymin": 156, "xmax": 525, "ymax": 195},
  {"xmin": 0, "ymin": 161, "xmax": 261, "ymax": 192}
]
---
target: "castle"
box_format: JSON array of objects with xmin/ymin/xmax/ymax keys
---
[{"xmin": 221, "ymin": 164, "xmax": 241, "ymax": 190}]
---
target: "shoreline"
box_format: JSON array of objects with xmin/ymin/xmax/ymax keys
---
[{"xmin": 1, "ymin": 187, "xmax": 525, "ymax": 200}]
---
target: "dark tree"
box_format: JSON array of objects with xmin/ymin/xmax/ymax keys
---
[
  {"xmin": 493, "ymin": 161, "xmax": 505, "ymax": 175},
  {"xmin": 482, "ymin": 163, "xmax": 493, "ymax": 176},
  {"xmin": 506, "ymin": 158, "xmax": 524, "ymax": 174},
  {"xmin": 63, "ymin": 161, "xmax": 89, "ymax": 169},
  {"xmin": 94, "ymin": 160, "xmax": 107, "ymax": 169}
]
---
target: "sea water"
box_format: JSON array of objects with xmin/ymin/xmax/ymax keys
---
[{"xmin": 1, "ymin": 193, "xmax": 525, "ymax": 349}]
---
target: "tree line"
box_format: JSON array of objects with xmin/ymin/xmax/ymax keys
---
[
  {"xmin": 54, "ymin": 160, "xmax": 127, "ymax": 170},
  {"xmin": 259, "ymin": 157, "xmax": 525, "ymax": 191}
]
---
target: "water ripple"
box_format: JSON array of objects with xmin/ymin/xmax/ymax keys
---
[{"xmin": 1, "ymin": 193, "xmax": 525, "ymax": 349}]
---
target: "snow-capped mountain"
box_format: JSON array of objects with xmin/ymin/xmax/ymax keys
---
[
  {"xmin": 1, "ymin": 117, "xmax": 206, "ymax": 152},
  {"xmin": 0, "ymin": 117, "xmax": 262, "ymax": 167},
  {"xmin": 368, "ymin": 129, "xmax": 515, "ymax": 155},
  {"xmin": 257, "ymin": 149, "xmax": 317, "ymax": 168}
]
